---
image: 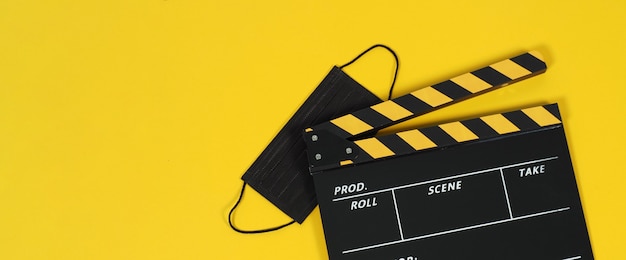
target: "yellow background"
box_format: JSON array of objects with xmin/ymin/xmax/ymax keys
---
[{"xmin": 1, "ymin": 0, "xmax": 624, "ymax": 259}]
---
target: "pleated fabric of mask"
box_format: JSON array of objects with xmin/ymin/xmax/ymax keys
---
[{"xmin": 230, "ymin": 45, "xmax": 398, "ymax": 232}]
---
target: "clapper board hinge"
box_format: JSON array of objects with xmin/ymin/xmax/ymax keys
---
[{"xmin": 305, "ymin": 51, "xmax": 553, "ymax": 172}]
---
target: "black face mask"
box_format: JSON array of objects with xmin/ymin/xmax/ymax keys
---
[{"xmin": 229, "ymin": 45, "xmax": 399, "ymax": 233}]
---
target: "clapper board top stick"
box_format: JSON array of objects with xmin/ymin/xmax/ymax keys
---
[{"xmin": 304, "ymin": 51, "xmax": 594, "ymax": 260}]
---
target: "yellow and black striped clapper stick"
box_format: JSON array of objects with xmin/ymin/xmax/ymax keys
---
[
  {"xmin": 304, "ymin": 51, "xmax": 547, "ymax": 171},
  {"xmin": 307, "ymin": 51, "xmax": 547, "ymax": 142},
  {"xmin": 307, "ymin": 104, "xmax": 562, "ymax": 171}
]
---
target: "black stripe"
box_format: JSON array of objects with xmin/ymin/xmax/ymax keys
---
[
  {"xmin": 432, "ymin": 80, "xmax": 473, "ymax": 100},
  {"xmin": 317, "ymin": 121, "xmax": 352, "ymax": 139},
  {"xmin": 354, "ymin": 146, "xmax": 374, "ymax": 163},
  {"xmin": 502, "ymin": 110, "xmax": 540, "ymax": 131},
  {"xmin": 352, "ymin": 108, "xmax": 392, "ymax": 130},
  {"xmin": 511, "ymin": 53, "xmax": 546, "ymax": 73},
  {"xmin": 377, "ymin": 134, "xmax": 415, "ymax": 155},
  {"xmin": 394, "ymin": 93, "xmax": 434, "ymax": 113},
  {"xmin": 419, "ymin": 126, "xmax": 457, "ymax": 147},
  {"xmin": 543, "ymin": 104, "xmax": 562, "ymax": 121},
  {"xmin": 472, "ymin": 67, "xmax": 512, "ymax": 86},
  {"xmin": 461, "ymin": 118, "xmax": 499, "ymax": 139}
]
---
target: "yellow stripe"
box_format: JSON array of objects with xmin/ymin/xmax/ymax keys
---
[
  {"xmin": 480, "ymin": 114, "xmax": 520, "ymax": 134},
  {"xmin": 305, "ymin": 128, "xmax": 313, "ymax": 132},
  {"xmin": 439, "ymin": 121, "xmax": 479, "ymax": 142},
  {"xmin": 396, "ymin": 129, "xmax": 437, "ymax": 151},
  {"xmin": 451, "ymin": 73, "xmax": 492, "ymax": 93},
  {"xmin": 411, "ymin": 87, "xmax": 453, "ymax": 107},
  {"xmin": 371, "ymin": 101, "xmax": 413, "ymax": 121},
  {"xmin": 330, "ymin": 114, "xmax": 373, "ymax": 136},
  {"xmin": 522, "ymin": 106, "xmax": 561, "ymax": 126},
  {"xmin": 490, "ymin": 59, "xmax": 532, "ymax": 80},
  {"xmin": 340, "ymin": 160, "xmax": 353, "ymax": 166},
  {"xmin": 354, "ymin": 138, "xmax": 395, "ymax": 159}
]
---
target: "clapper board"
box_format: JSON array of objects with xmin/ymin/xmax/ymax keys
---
[{"xmin": 304, "ymin": 52, "xmax": 594, "ymax": 259}]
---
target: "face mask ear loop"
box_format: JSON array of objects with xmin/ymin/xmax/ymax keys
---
[
  {"xmin": 228, "ymin": 182, "xmax": 296, "ymax": 234},
  {"xmin": 339, "ymin": 44, "xmax": 399, "ymax": 100}
]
